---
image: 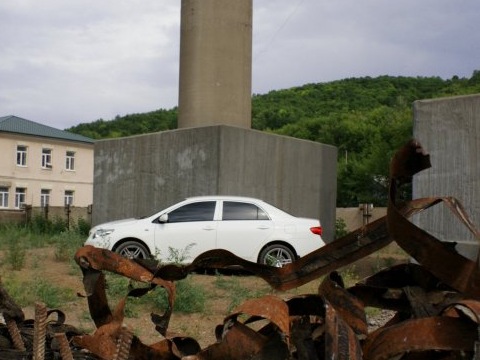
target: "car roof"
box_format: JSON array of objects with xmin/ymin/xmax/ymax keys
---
[{"xmin": 185, "ymin": 195, "xmax": 265, "ymax": 202}]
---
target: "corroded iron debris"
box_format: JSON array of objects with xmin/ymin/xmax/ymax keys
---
[{"xmin": 1, "ymin": 139, "xmax": 479, "ymax": 359}]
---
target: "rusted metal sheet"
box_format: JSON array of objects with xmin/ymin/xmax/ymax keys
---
[
  {"xmin": 387, "ymin": 139, "xmax": 480, "ymax": 298},
  {"xmin": 364, "ymin": 316, "xmax": 478, "ymax": 359},
  {"xmin": 325, "ymin": 300, "xmax": 363, "ymax": 360},
  {"xmin": 156, "ymin": 215, "xmax": 392, "ymax": 291},
  {"xmin": 319, "ymin": 272, "xmax": 368, "ymax": 339},
  {"xmin": 1, "ymin": 139, "xmax": 479, "ymax": 359}
]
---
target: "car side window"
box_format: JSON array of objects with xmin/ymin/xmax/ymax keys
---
[
  {"xmin": 167, "ymin": 201, "xmax": 216, "ymax": 222},
  {"xmin": 222, "ymin": 201, "xmax": 270, "ymax": 221}
]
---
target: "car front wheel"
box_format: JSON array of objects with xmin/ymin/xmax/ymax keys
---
[
  {"xmin": 115, "ymin": 241, "xmax": 150, "ymax": 259},
  {"xmin": 259, "ymin": 244, "xmax": 295, "ymax": 267}
]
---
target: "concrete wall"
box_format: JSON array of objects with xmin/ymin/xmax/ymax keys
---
[
  {"xmin": 413, "ymin": 94, "xmax": 479, "ymax": 256},
  {"xmin": 336, "ymin": 207, "xmax": 387, "ymax": 232},
  {"xmin": 92, "ymin": 125, "xmax": 338, "ymax": 241},
  {"xmin": 178, "ymin": 0, "xmax": 252, "ymax": 129}
]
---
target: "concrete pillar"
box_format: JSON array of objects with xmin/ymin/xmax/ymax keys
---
[{"xmin": 178, "ymin": 0, "xmax": 252, "ymax": 129}]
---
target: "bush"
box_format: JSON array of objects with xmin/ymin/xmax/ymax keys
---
[
  {"xmin": 4, "ymin": 239, "xmax": 27, "ymax": 270},
  {"xmin": 75, "ymin": 218, "xmax": 91, "ymax": 237},
  {"xmin": 335, "ymin": 217, "xmax": 349, "ymax": 239},
  {"xmin": 53, "ymin": 231, "xmax": 86, "ymax": 262}
]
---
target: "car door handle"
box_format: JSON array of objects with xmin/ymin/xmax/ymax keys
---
[
  {"xmin": 257, "ymin": 225, "xmax": 270, "ymax": 230},
  {"xmin": 202, "ymin": 226, "xmax": 216, "ymax": 231}
]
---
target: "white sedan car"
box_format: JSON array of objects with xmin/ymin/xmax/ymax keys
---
[{"xmin": 85, "ymin": 196, "xmax": 325, "ymax": 267}]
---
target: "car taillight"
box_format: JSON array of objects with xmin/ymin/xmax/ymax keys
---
[{"xmin": 310, "ymin": 226, "xmax": 322, "ymax": 236}]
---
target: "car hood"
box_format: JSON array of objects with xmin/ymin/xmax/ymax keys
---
[{"xmin": 94, "ymin": 217, "xmax": 142, "ymax": 229}]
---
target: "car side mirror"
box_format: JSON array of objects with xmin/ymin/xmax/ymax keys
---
[{"xmin": 158, "ymin": 213, "xmax": 169, "ymax": 223}]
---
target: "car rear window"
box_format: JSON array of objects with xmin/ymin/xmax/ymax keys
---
[
  {"xmin": 222, "ymin": 201, "xmax": 269, "ymax": 221},
  {"xmin": 168, "ymin": 201, "xmax": 216, "ymax": 222}
]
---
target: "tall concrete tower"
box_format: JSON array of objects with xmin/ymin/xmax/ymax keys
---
[{"xmin": 178, "ymin": 0, "xmax": 253, "ymax": 129}]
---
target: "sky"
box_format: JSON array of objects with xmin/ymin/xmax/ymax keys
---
[{"xmin": 1, "ymin": 0, "xmax": 479, "ymax": 130}]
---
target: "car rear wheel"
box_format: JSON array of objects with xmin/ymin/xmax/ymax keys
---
[
  {"xmin": 259, "ymin": 244, "xmax": 295, "ymax": 267},
  {"xmin": 115, "ymin": 241, "xmax": 150, "ymax": 259}
]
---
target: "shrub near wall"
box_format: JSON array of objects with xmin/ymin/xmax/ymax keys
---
[{"xmin": 0, "ymin": 206, "xmax": 92, "ymax": 230}]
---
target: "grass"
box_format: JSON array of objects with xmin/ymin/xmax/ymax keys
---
[
  {"xmin": 214, "ymin": 274, "xmax": 271, "ymax": 312},
  {"xmin": 0, "ymin": 219, "xmax": 410, "ymax": 329},
  {"xmin": 2, "ymin": 275, "xmax": 77, "ymax": 308}
]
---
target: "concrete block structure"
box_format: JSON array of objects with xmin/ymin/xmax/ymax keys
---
[
  {"xmin": 413, "ymin": 94, "xmax": 479, "ymax": 258},
  {"xmin": 92, "ymin": 125, "xmax": 338, "ymax": 241},
  {"xmin": 92, "ymin": 0, "xmax": 338, "ymax": 243}
]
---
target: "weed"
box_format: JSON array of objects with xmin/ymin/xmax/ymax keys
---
[
  {"xmin": 4, "ymin": 239, "xmax": 27, "ymax": 270},
  {"xmin": 33, "ymin": 279, "xmax": 76, "ymax": 308},
  {"xmin": 365, "ymin": 306, "xmax": 381, "ymax": 318},
  {"xmin": 154, "ymin": 276, "xmax": 207, "ymax": 313},
  {"xmin": 53, "ymin": 231, "xmax": 85, "ymax": 262},
  {"xmin": 2, "ymin": 276, "xmax": 76, "ymax": 308},
  {"xmin": 338, "ymin": 265, "xmax": 359, "ymax": 287},
  {"xmin": 335, "ymin": 217, "xmax": 349, "ymax": 239},
  {"xmin": 74, "ymin": 218, "xmax": 91, "ymax": 237},
  {"xmin": 167, "ymin": 243, "xmax": 196, "ymax": 264},
  {"xmin": 214, "ymin": 275, "xmax": 269, "ymax": 312}
]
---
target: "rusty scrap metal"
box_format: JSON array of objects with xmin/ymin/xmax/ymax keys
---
[
  {"xmin": 66, "ymin": 139, "xmax": 479, "ymax": 359},
  {"xmin": 113, "ymin": 326, "xmax": 133, "ymax": 360},
  {"xmin": 33, "ymin": 301, "xmax": 48, "ymax": 360},
  {"xmin": 1, "ymin": 139, "xmax": 479, "ymax": 359},
  {"xmin": 54, "ymin": 332, "xmax": 74, "ymax": 360},
  {"xmin": 156, "ymin": 215, "xmax": 393, "ymax": 291},
  {"xmin": 6, "ymin": 318, "xmax": 25, "ymax": 351},
  {"xmin": 388, "ymin": 139, "xmax": 480, "ymax": 298}
]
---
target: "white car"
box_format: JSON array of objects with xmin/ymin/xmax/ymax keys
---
[{"xmin": 85, "ymin": 196, "xmax": 325, "ymax": 267}]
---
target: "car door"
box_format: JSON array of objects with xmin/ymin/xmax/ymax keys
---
[
  {"xmin": 154, "ymin": 200, "xmax": 218, "ymax": 263},
  {"xmin": 216, "ymin": 200, "xmax": 275, "ymax": 262}
]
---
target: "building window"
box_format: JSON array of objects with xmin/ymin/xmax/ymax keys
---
[
  {"xmin": 40, "ymin": 189, "xmax": 50, "ymax": 208},
  {"xmin": 16, "ymin": 145, "xmax": 27, "ymax": 166},
  {"xmin": 64, "ymin": 190, "xmax": 74, "ymax": 206},
  {"xmin": 15, "ymin": 188, "xmax": 26, "ymax": 209},
  {"xmin": 66, "ymin": 151, "xmax": 75, "ymax": 170},
  {"xmin": 0, "ymin": 187, "xmax": 9, "ymax": 208},
  {"xmin": 42, "ymin": 149, "xmax": 52, "ymax": 169}
]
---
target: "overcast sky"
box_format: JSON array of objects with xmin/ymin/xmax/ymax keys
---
[{"xmin": 1, "ymin": 0, "xmax": 479, "ymax": 130}]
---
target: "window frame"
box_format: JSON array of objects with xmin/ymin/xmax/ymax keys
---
[
  {"xmin": 40, "ymin": 189, "xmax": 50, "ymax": 208},
  {"xmin": 65, "ymin": 151, "xmax": 75, "ymax": 171},
  {"xmin": 64, "ymin": 190, "xmax": 74, "ymax": 206},
  {"xmin": 16, "ymin": 145, "xmax": 27, "ymax": 167},
  {"xmin": 15, "ymin": 188, "xmax": 26, "ymax": 209},
  {"xmin": 0, "ymin": 187, "xmax": 9, "ymax": 208},
  {"xmin": 42, "ymin": 148, "xmax": 52, "ymax": 169}
]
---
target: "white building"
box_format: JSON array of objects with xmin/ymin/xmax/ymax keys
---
[{"xmin": 0, "ymin": 115, "xmax": 94, "ymax": 210}]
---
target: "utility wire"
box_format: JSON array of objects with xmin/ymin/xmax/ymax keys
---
[{"xmin": 253, "ymin": 0, "xmax": 306, "ymax": 61}]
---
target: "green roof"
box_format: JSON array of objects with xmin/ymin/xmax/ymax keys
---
[{"xmin": 0, "ymin": 115, "xmax": 94, "ymax": 144}]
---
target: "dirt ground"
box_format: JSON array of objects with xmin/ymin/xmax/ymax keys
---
[{"xmin": 1, "ymin": 244, "xmax": 408, "ymax": 349}]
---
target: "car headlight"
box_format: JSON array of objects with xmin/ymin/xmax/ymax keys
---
[{"xmin": 92, "ymin": 228, "xmax": 114, "ymax": 239}]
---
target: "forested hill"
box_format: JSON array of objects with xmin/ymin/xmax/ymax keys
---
[{"xmin": 68, "ymin": 72, "xmax": 480, "ymax": 206}]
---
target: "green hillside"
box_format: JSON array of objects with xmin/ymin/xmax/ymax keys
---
[{"xmin": 67, "ymin": 72, "xmax": 480, "ymax": 206}]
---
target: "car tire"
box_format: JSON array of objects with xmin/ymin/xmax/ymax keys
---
[
  {"xmin": 115, "ymin": 241, "xmax": 150, "ymax": 259},
  {"xmin": 259, "ymin": 244, "xmax": 296, "ymax": 267}
]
